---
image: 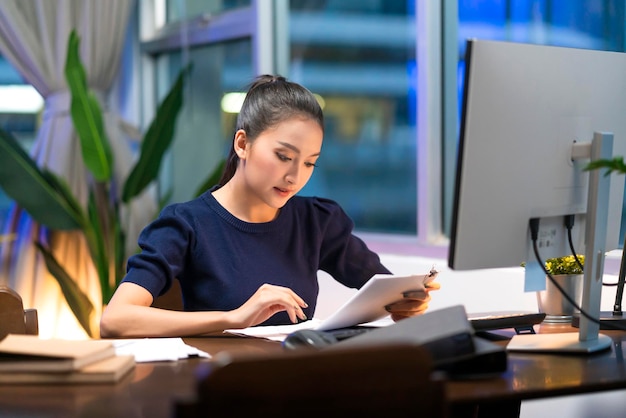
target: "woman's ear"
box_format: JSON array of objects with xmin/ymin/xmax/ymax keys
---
[{"xmin": 234, "ymin": 129, "xmax": 248, "ymax": 159}]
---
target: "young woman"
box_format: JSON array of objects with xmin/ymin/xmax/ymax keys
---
[{"xmin": 100, "ymin": 75, "xmax": 439, "ymax": 338}]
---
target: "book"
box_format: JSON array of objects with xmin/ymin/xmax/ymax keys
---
[
  {"xmin": 0, "ymin": 354, "xmax": 135, "ymax": 384},
  {"xmin": 0, "ymin": 334, "xmax": 116, "ymax": 373}
]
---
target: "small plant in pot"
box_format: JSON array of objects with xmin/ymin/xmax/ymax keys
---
[{"xmin": 538, "ymin": 254, "xmax": 585, "ymax": 323}]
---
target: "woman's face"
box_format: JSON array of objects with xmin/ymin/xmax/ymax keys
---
[{"xmin": 238, "ymin": 116, "xmax": 323, "ymax": 209}]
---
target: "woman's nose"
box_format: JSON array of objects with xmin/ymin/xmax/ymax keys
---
[{"xmin": 285, "ymin": 164, "xmax": 300, "ymax": 185}]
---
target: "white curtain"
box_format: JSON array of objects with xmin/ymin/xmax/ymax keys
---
[{"xmin": 0, "ymin": 0, "xmax": 153, "ymax": 338}]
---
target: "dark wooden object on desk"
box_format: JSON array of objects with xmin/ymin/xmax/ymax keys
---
[
  {"xmin": 2, "ymin": 328, "xmax": 626, "ymax": 417},
  {"xmin": 0, "ymin": 286, "xmax": 38, "ymax": 338},
  {"xmin": 175, "ymin": 343, "xmax": 447, "ymax": 418}
]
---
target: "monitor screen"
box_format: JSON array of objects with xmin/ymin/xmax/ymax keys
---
[{"xmin": 448, "ymin": 39, "xmax": 626, "ymax": 352}]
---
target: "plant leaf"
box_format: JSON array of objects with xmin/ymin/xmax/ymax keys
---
[
  {"xmin": 65, "ymin": 30, "xmax": 113, "ymax": 182},
  {"xmin": 584, "ymin": 157, "xmax": 626, "ymax": 177},
  {"xmin": 34, "ymin": 241, "xmax": 95, "ymax": 337},
  {"xmin": 0, "ymin": 128, "xmax": 83, "ymax": 230},
  {"xmin": 85, "ymin": 191, "xmax": 110, "ymax": 307},
  {"xmin": 122, "ymin": 64, "xmax": 192, "ymax": 203},
  {"xmin": 40, "ymin": 169, "xmax": 88, "ymax": 227}
]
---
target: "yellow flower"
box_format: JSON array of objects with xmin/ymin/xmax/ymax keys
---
[{"xmin": 544, "ymin": 255, "xmax": 585, "ymax": 275}]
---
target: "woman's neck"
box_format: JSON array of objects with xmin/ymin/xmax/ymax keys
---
[{"xmin": 212, "ymin": 177, "xmax": 279, "ymax": 223}]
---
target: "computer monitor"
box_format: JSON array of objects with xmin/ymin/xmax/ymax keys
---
[{"xmin": 448, "ymin": 39, "xmax": 626, "ymax": 353}]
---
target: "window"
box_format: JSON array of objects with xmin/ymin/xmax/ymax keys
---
[
  {"xmin": 142, "ymin": 1, "xmax": 626, "ymax": 253},
  {"xmin": 156, "ymin": 41, "xmax": 254, "ymax": 203},
  {"xmin": 166, "ymin": 0, "xmax": 251, "ymax": 21},
  {"xmin": 141, "ymin": 2, "xmax": 256, "ymax": 204},
  {"xmin": 144, "ymin": 1, "xmax": 419, "ymax": 235},
  {"xmin": 288, "ymin": 1, "xmax": 418, "ymax": 235}
]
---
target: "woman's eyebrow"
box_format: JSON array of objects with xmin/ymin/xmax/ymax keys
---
[{"xmin": 278, "ymin": 141, "xmax": 321, "ymax": 157}]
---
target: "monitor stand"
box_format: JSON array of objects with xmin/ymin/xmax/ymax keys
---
[
  {"xmin": 507, "ymin": 332, "xmax": 612, "ymax": 354},
  {"xmin": 508, "ymin": 132, "xmax": 614, "ymax": 355}
]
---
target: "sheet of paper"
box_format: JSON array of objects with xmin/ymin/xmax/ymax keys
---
[
  {"xmin": 111, "ymin": 338, "xmax": 211, "ymax": 362},
  {"xmin": 224, "ymin": 317, "xmax": 394, "ymax": 342},
  {"xmin": 315, "ymin": 272, "xmax": 436, "ymax": 331},
  {"xmin": 224, "ymin": 319, "xmax": 321, "ymax": 341}
]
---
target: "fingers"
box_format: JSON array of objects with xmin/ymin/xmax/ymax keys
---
[
  {"xmin": 287, "ymin": 301, "xmax": 308, "ymax": 323},
  {"xmin": 391, "ymin": 312, "xmax": 424, "ymax": 322},
  {"xmin": 275, "ymin": 285, "xmax": 308, "ymax": 323},
  {"xmin": 400, "ymin": 282, "xmax": 441, "ymax": 301},
  {"xmin": 254, "ymin": 284, "xmax": 308, "ymax": 324},
  {"xmin": 402, "ymin": 289, "xmax": 428, "ymax": 300},
  {"xmin": 387, "ymin": 300, "xmax": 430, "ymax": 321},
  {"xmin": 425, "ymin": 282, "xmax": 441, "ymax": 291},
  {"xmin": 385, "ymin": 281, "xmax": 442, "ymax": 322},
  {"xmin": 386, "ymin": 294, "xmax": 431, "ymax": 313}
]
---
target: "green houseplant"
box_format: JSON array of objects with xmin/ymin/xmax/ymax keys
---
[{"xmin": 0, "ymin": 30, "xmax": 192, "ymax": 337}]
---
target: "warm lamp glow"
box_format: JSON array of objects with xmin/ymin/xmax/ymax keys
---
[{"xmin": 35, "ymin": 296, "xmax": 91, "ymax": 340}]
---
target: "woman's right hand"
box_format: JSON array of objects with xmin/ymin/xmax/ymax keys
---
[{"xmin": 230, "ymin": 283, "xmax": 308, "ymax": 328}]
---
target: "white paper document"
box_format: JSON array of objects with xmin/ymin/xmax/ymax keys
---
[
  {"xmin": 225, "ymin": 320, "xmax": 322, "ymax": 341},
  {"xmin": 225, "ymin": 271, "xmax": 437, "ymax": 341},
  {"xmin": 111, "ymin": 338, "xmax": 211, "ymax": 362},
  {"xmin": 315, "ymin": 272, "xmax": 436, "ymax": 331}
]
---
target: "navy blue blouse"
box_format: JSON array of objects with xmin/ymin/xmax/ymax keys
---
[{"xmin": 123, "ymin": 188, "xmax": 390, "ymax": 325}]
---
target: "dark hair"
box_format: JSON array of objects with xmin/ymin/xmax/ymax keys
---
[{"xmin": 218, "ymin": 75, "xmax": 324, "ymax": 186}]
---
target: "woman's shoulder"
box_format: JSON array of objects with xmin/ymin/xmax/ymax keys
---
[
  {"xmin": 157, "ymin": 192, "xmax": 213, "ymax": 222},
  {"xmin": 288, "ymin": 195, "xmax": 352, "ymax": 226},
  {"xmin": 290, "ymin": 195, "xmax": 344, "ymax": 214}
]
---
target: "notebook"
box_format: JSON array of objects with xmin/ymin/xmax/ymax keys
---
[
  {"xmin": 0, "ymin": 354, "xmax": 135, "ymax": 384},
  {"xmin": 0, "ymin": 334, "xmax": 116, "ymax": 373}
]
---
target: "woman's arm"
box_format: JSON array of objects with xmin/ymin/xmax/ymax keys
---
[{"xmin": 100, "ymin": 282, "xmax": 308, "ymax": 338}]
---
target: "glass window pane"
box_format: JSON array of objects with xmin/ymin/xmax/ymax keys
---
[
  {"xmin": 289, "ymin": 1, "xmax": 418, "ymax": 234},
  {"xmin": 166, "ymin": 0, "xmax": 251, "ymax": 22},
  {"xmin": 158, "ymin": 39, "xmax": 253, "ymax": 204}
]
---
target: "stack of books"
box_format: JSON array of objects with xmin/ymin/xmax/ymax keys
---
[{"xmin": 0, "ymin": 334, "xmax": 135, "ymax": 384}]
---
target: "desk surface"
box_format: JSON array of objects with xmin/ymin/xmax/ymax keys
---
[
  {"xmin": 448, "ymin": 324, "xmax": 626, "ymax": 407},
  {"xmin": 1, "ymin": 325, "xmax": 626, "ymax": 418}
]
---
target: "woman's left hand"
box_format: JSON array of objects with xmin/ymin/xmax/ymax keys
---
[{"xmin": 385, "ymin": 282, "xmax": 441, "ymax": 322}]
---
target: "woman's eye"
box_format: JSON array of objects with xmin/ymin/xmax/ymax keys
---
[
  {"xmin": 276, "ymin": 153, "xmax": 291, "ymax": 162},
  {"xmin": 305, "ymin": 162, "xmax": 318, "ymax": 168}
]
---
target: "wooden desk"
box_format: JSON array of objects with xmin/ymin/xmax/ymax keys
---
[
  {"xmin": 448, "ymin": 324, "xmax": 626, "ymax": 416},
  {"xmin": 1, "ymin": 327, "xmax": 626, "ymax": 418}
]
